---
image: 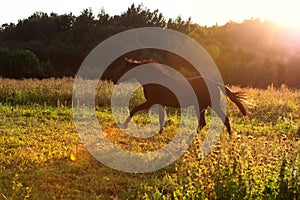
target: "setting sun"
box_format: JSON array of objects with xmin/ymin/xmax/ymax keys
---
[
  {"xmin": 260, "ymin": 0, "xmax": 300, "ymax": 29},
  {"xmin": 186, "ymin": 0, "xmax": 300, "ymax": 28}
]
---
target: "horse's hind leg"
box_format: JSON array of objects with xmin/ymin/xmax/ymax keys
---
[
  {"xmin": 224, "ymin": 116, "xmax": 231, "ymax": 135},
  {"xmin": 123, "ymin": 101, "xmax": 152, "ymax": 129},
  {"xmin": 213, "ymin": 106, "xmax": 231, "ymax": 134}
]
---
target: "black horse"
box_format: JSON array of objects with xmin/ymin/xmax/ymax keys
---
[{"xmin": 120, "ymin": 58, "xmax": 246, "ymax": 134}]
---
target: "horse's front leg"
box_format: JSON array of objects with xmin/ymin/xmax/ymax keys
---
[
  {"xmin": 158, "ymin": 105, "xmax": 165, "ymax": 133},
  {"xmin": 123, "ymin": 101, "xmax": 152, "ymax": 129}
]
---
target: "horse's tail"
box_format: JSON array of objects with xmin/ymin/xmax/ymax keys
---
[
  {"xmin": 224, "ymin": 87, "xmax": 247, "ymax": 116},
  {"xmin": 201, "ymin": 76, "xmax": 247, "ymax": 115}
]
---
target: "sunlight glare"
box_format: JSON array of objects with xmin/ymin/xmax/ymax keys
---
[{"xmin": 261, "ymin": 0, "xmax": 300, "ymax": 29}]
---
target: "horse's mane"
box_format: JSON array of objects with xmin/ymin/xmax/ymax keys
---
[
  {"xmin": 125, "ymin": 58, "xmax": 184, "ymax": 79},
  {"xmin": 125, "ymin": 58, "xmax": 157, "ymax": 65}
]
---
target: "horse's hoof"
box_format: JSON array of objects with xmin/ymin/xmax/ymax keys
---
[{"xmin": 118, "ymin": 121, "xmax": 128, "ymax": 129}]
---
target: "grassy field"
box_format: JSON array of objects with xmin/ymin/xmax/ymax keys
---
[{"xmin": 0, "ymin": 78, "xmax": 299, "ymax": 199}]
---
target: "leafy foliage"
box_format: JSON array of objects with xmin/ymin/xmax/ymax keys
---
[
  {"xmin": 0, "ymin": 4, "xmax": 299, "ymax": 87},
  {"xmin": 0, "ymin": 48, "xmax": 44, "ymax": 78}
]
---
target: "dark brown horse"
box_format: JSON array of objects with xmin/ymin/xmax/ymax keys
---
[{"xmin": 120, "ymin": 58, "xmax": 246, "ymax": 134}]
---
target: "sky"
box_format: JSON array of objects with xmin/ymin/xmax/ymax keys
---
[{"xmin": 1, "ymin": 0, "xmax": 300, "ymax": 28}]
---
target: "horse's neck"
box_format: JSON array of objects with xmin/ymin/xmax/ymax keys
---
[
  {"xmin": 127, "ymin": 61, "xmax": 203, "ymax": 81},
  {"xmin": 152, "ymin": 64, "xmax": 198, "ymax": 80},
  {"xmin": 152, "ymin": 64, "xmax": 172, "ymax": 77}
]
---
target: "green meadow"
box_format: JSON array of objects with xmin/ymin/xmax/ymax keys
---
[{"xmin": 0, "ymin": 78, "xmax": 299, "ymax": 199}]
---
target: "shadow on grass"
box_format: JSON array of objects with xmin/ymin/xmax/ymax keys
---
[{"xmin": 0, "ymin": 146, "xmax": 173, "ymax": 199}]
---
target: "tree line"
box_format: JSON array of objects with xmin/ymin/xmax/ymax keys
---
[{"xmin": 0, "ymin": 4, "xmax": 299, "ymax": 88}]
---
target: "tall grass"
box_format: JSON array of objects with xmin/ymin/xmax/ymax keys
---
[
  {"xmin": 0, "ymin": 78, "xmax": 74, "ymax": 106},
  {"xmin": 0, "ymin": 78, "xmax": 116, "ymax": 107}
]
